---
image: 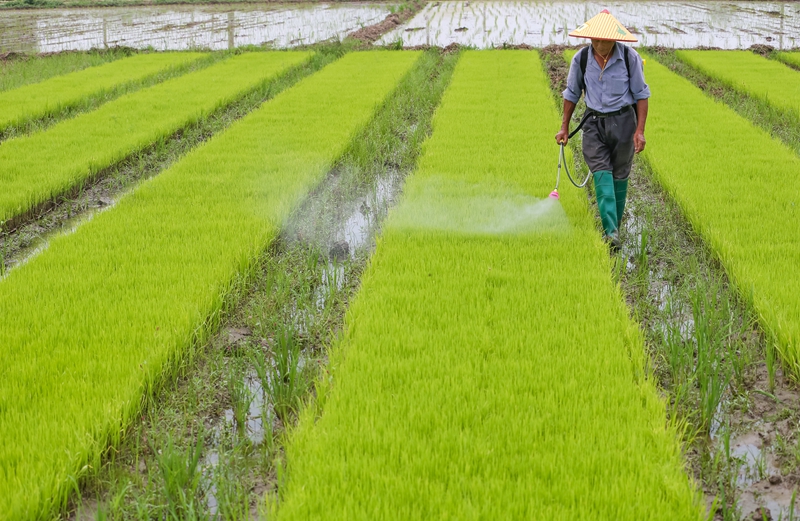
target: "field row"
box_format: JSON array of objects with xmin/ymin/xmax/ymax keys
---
[{"xmin": 675, "ymin": 50, "xmax": 800, "ymax": 119}]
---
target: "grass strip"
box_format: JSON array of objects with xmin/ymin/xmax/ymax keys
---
[
  {"xmin": 0, "ymin": 52, "xmax": 205, "ymax": 133},
  {"xmin": 641, "ymin": 54, "xmax": 800, "ymax": 378},
  {"xmin": 676, "ymin": 50, "xmax": 800, "ymax": 118},
  {"xmin": 0, "ymin": 51, "xmax": 309, "ymax": 227},
  {"xmin": 774, "ymin": 51, "xmax": 800, "ymax": 70},
  {"xmin": 0, "ymin": 50, "xmax": 419, "ymax": 519},
  {"xmin": 276, "ymin": 50, "xmax": 701, "ymax": 520}
]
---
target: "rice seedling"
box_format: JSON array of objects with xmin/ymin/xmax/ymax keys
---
[
  {"xmin": 276, "ymin": 51, "xmax": 702, "ymax": 520},
  {"xmin": 767, "ymin": 341, "xmax": 778, "ymax": 392},
  {"xmin": 0, "ymin": 51, "xmax": 420, "ymax": 517},
  {"xmin": 228, "ymin": 362, "xmax": 255, "ymax": 433},
  {"xmin": 209, "ymin": 448, "xmax": 251, "ymax": 521},
  {"xmin": 676, "ymin": 50, "xmax": 800, "ymax": 118},
  {"xmin": 691, "ymin": 286, "xmax": 731, "ymax": 433},
  {"xmin": 0, "ymin": 52, "xmax": 310, "ymax": 226},
  {"xmin": 640, "ymin": 54, "xmax": 800, "ymax": 380},
  {"xmin": 662, "ymin": 291, "xmax": 693, "ymax": 390},
  {"xmin": 154, "ymin": 434, "xmax": 205, "ymax": 520},
  {"xmin": 267, "ymin": 327, "xmax": 307, "ymax": 422},
  {"xmin": 0, "ymin": 52, "xmax": 205, "ymax": 134},
  {"xmin": 249, "ymin": 325, "xmax": 308, "ymax": 423}
]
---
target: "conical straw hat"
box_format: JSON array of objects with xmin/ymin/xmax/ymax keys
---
[{"xmin": 568, "ymin": 10, "xmax": 637, "ymax": 42}]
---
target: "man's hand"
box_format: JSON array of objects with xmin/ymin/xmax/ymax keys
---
[
  {"xmin": 555, "ymin": 128, "xmax": 569, "ymax": 145},
  {"xmin": 634, "ymin": 131, "xmax": 646, "ymax": 153}
]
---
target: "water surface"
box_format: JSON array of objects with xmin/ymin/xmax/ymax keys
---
[{"xmin": 379, "ymin": 1, "xmax": 799, "ymax": 49}]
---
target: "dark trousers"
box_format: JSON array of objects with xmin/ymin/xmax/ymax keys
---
[{"xmin": 581, "ymin": 108, "xmax": 637, "ymax": 180}]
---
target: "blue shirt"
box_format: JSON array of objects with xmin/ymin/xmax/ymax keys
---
[{"xmin": 562, "ymin": 44, "xmax": 650, "ymax": 113}]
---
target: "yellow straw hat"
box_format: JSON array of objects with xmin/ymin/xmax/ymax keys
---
[{"xmin": 568, "ymin": 9, "xmax": 638, "ymax": 42}]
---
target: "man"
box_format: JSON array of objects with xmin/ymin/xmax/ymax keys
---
[{"xmin": 555, "ymin": 10, "xmax": 650, "ymax": 250}]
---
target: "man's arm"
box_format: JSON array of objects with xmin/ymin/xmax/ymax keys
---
[
  {"xmin": 556, "ymin": 99, "xmax": 577, "ymax": 144},
  {"xmin": 628, "ymin": 50, "xmax": 650, "ymax": 154},
  {"xmin": 634, "ymin": 98, "xmax": 648, "ymax": 153},
  {"xmin": 557, "ymin": 53, "xmax": 583, "ymax": 145}
]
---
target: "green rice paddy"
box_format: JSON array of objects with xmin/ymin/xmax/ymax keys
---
[{"xmin": 1, "ymin": 45, "xmax": 799, "ymax": 519}]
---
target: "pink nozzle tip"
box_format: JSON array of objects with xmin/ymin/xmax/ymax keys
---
[{"xmin": 549, "ymin": 190, "xmax": 560, "ymax": 200}]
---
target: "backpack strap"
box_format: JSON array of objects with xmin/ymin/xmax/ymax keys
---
[
  {"xmin": 578, "ymin": 45, "xmax": 590, "ymax": 93},
  {"xmin": 623, "ymin": 44, "xmax": 631, "ymax": 76}
]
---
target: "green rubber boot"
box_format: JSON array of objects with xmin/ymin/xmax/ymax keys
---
[
  {"xmin": 614, "ymin": 178, "xmax": 629, "ymax": 229},
  {"xmin": 593, "ymin": 170, "xmax": 618, "ymax": 237}
]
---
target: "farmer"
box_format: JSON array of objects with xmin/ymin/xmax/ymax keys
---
[{"xmin": 555, "ymin": 10, "xmax": 650, "ymax": 250}]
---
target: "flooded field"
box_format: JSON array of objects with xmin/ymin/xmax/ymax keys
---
[
  {"xmin": 0, "ymin": 2, "xmax": 390, "ymax": 53},
  {"xmin": 379, "ymin": 1, "xmax": 800, "ymax": 49}
]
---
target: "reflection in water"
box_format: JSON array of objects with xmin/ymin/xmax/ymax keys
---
[
  {"xmin": 379, "ymin": 1, "xmax": 799, "ymax": 49},
  {"xmin": 0, "ymin": 2, "xmax": 390, "ymax": 53}
]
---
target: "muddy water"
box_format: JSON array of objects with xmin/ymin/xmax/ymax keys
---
[
  {"xmin": 379, "ymin": 1, "xmax": 800, "ymax": 49},
  {"xmin": 0, "ymin": 2, "xmax": 390, "ymax": 53}
]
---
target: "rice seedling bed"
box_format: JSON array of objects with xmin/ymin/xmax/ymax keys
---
[
  {"xmin": 0, "ymin": 51, "xmax": 309, "ymax": 229},
  {"xmin": 641, "ymin": 54, "xmax": 800, "ymax": 380},
  {"xmin": 675, "ymin": 50, "xmax": 800, "ymax": 119},
  {"xmin": 58, "ymin": 48, "xmax": 456, "ymax": 519},
  {"xmin": 0, "ymin": 52, "xmax": 205, "ymax": 135},
  {"xmin": 275, "ymin": 50, "xmax": 700, "ymax": 520},
  {"xmin": 0, "ymin": 50, "xmax": 419, "ymax": 518}
]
